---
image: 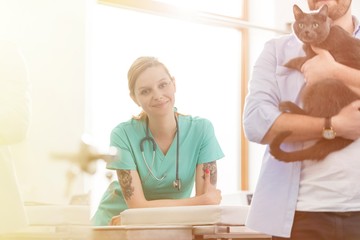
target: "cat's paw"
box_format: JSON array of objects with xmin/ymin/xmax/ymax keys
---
[
  {"xmin": 284, "ymin": 57, "xmax": 306, "ymax": 71},
  {"xmin": 279, "ymin": 101, "xmax": 306, "ymax": 114}
]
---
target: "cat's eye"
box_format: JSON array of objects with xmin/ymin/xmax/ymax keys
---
[
  {"xmin": 298, "ymin": 23, "xmax": 304, "ymax": 29},
  {"xmin": 312, "ymin": 23, "xmax": 319, "ymax": 28}
]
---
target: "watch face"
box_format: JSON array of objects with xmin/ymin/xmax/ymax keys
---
[{"xmin": 323, "ymin": 129, "xmax": 336, "ymax": 140}]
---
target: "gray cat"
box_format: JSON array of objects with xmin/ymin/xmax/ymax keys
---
[
  {"xmin": 285, "ymin": 4, "xmax": 360, "ymax": 70},
  {"xmin": 270, "ymin": 4, "xmax": 360, "ymax": 162}
]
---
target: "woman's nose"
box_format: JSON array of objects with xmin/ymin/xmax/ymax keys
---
[{"xmin": 152, "ymin": 89, "xmax": 163, "ymax": 100}]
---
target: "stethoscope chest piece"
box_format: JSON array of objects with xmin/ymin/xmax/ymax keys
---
[{"xmin": 173, "ymin": 179, "xmax": 181, "ymax": 190}]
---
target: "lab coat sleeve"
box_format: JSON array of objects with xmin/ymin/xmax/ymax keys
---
[{"xmin": 243, "ymin": 39, "xmax": 282, "ymax": 144}]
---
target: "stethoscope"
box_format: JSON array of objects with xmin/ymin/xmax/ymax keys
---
[{"xmin": 140, "ymin": 114, "xmax": 181, "ymax": 190}]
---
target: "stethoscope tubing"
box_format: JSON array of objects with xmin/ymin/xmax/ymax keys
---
[{"xmin": 140, "ymin": 114, "xmax": 181, "ymax": 190}]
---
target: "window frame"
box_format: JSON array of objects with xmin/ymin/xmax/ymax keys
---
[{"xmin": 96, "ymin": 0, "xmax": 250, "ymax": 190}]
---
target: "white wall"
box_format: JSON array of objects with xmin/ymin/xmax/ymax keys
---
[{"xmin": 0, "ymin": 0, "xmax": 86, "ymax": 204}]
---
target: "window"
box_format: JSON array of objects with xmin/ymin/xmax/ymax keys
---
[{"xmin": 86, "ymin": 0, "xmax": 247, "ymax": 213}]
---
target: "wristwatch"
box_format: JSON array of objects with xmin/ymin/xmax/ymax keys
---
[{"xmin": 322, "ymin": 117, "xmax": 336, "ymax": 140}]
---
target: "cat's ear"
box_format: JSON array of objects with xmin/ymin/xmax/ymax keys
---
[
  {"xmin": 318, "ymin": 4, "xmax": 328, "ymax": 19},
  {"xmin": 293, "ymin": 4, "xmax": 303, "ymax": 21}
]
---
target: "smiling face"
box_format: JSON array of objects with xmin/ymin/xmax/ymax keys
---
[
  {"xmin": 307, "ymin": 0, "xmax": 352, "ymax": 20},
  {"xmin": 132, "ymin": 65, "xmax": 176, "ymax": 118}
]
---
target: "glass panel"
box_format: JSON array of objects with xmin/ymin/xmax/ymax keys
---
[{"xmin": 155, "ymin": 0, "xmax": 243, "ymax": 18}]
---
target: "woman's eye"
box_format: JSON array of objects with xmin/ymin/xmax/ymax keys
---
[
  {"xmin": 159, "ymin": 82, "xmax": 169, "ymax": 89},
  {"xmin": 140, "ymin": 89, "xmax": 150, "ymax": 95}
]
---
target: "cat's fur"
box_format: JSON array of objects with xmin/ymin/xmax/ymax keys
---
[
  {"xmin": 270, "ymin": 4, "xmax": 360, "ymax": 162},
  {"xmin": 285, "ymin": 4, "xmax": 360, "ymax": 70}
]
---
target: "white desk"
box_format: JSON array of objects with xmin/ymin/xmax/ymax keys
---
[
  {"xmin": 0, "ymin": 226, "xmax": 92, "ymax": 240},
  {"xmin": 92, "ymin": 225, "xmax": 192, "ymax": 240},
  {"xmin": 193, "ymin": 225, "xmax": 271, "ymax": 239},
  {"xmin": 106, "ymin": 205, "xmax": 271, "ymax": 239},
  {"xmin": 0, "ymin": 225, "xmax": 271, "ymax": 240},
  {"xmin": 92, "ymin": 225, "xmax": 272, "ymax": 240}
]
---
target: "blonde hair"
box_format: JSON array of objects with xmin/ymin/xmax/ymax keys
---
[{"xmin": 128, "ymin": 56, "xmax": 172, "ymax": 120}]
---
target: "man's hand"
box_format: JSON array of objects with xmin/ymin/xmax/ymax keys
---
[
  {"xmin": 301, "ymin": 47, "xmax": 337, "ymax": 84},
  {"xmin": 332, "ymin": 100, "xmax": 360, "ymax": 140}
]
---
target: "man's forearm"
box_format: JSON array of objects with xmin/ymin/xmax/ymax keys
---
[{"xmin": 261, "ymin": 113, "xmax": 324, "ymax": 144}]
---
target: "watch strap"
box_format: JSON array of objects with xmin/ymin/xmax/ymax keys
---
[{"xmin": 324, "ymin": 117, "xmax": 331, "ymax": 129}]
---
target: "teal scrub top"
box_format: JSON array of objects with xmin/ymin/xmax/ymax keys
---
[{"xmin": 91, "ymin": 114, "xmax": 224, "ymax": 226}]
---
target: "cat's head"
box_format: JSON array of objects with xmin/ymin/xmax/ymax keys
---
[{"xmin": 292, "ymin": 4, "xmax": 331, "ymax": 44}]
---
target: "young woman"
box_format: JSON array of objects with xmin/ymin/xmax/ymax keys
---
[{"xmin": 92, "ymin": 56, "xmax": 224, "ymax": 226}]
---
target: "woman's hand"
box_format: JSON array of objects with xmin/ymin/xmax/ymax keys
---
[
  {"xmin": 110, "ymin": 215, "xmax": 121, "ymax": 225},
  {"xmin": 200, "ymin": 169, "xmax": 222, "ymax": 205}
]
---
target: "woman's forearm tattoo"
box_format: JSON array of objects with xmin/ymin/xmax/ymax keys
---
[
  {"xmin": 202, "ymin": 161, "xmax": 217, "ymax": 185},
  {"xmin": 118, "ymin": 170, "xmax": 134, "ymax": 200}
]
